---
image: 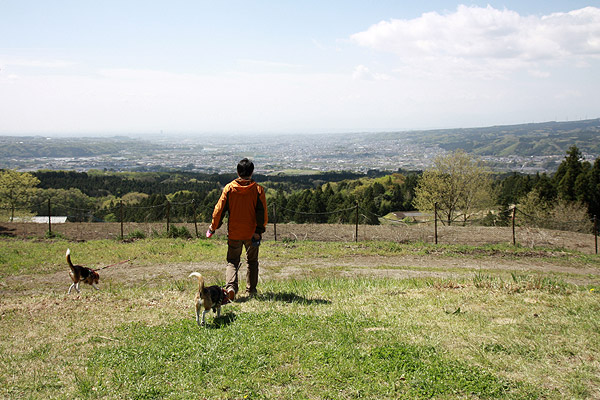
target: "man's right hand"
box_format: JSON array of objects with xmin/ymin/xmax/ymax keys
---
[{"xmin": 206, "ymin": 226, "xmax": 215, "ymax": 238}]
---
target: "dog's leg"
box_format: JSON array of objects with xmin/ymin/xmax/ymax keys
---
[
  {"xmin": 92, "ymin": 283, "xmax": 99, "ymax": 290},
  {"xmin": 195, "ymin": 302, "xmax": 202, "ymax": 326},
  {"xmin": 75, "ymin": 282, "xmax": 81, "ymax": 293},
  {"xmin": 68, "ymin": 283, "xmax": 75, "ymax": 294},
  {"xmin": 216, "ymin": 305, "xmax": 221, "ymax": 319},
  {"xmin": 201, "ymin": 310, "xmax": 208, "ymax": 326}
]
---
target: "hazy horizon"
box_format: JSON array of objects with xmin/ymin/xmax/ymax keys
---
[{"xmin": 1, "ymin": 116, "xmax": 598, "ymax": 140}]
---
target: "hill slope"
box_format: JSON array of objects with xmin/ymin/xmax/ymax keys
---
[{"xmin": 398, "ymin": 118, "xmax": 600, "ymax": 156}]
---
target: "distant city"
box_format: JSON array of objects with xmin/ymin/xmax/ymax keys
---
[{"xmin": 1, "ymin": 119, "xmax": 599, "ymax": 174}]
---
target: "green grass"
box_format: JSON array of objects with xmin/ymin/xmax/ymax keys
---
[
  {"xmin": 1, "ymin": 238, "xmax": 599, "ymax": 399},
  {"xmin": 1, "ymin": 238, "xmax": 598, "ymax": 278},
  {"xmin": 0, "ymin": 238, "xmax": 221, "ymax": 277},
  {"xmin": 81, "ymin": 310, "xmax": 540, "ymax": 399}
]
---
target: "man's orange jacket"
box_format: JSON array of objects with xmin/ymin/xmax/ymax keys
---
[{"xmin": 211, "ymin": 178, "xmax": 268, "ymax": 240}]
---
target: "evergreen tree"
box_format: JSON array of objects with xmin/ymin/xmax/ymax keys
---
[
  {"xmin": 308, "ymin": 187, "xmax": 327, "ymax": 223},
  {"xmin": 554, "ymin": 146, "xmax": 584, "ymax": 201},
  {"xmin": 587, "ymin": 159, "xmax": 600, "ymax": 218},
  {"xmin": 200, "ymin": 189, "xmax": 221, "ymax": 222},
  {"xmin": 402, "ymin": 174, "xmax": 419, "ymax": 209},
  {"xmin": 269, "ymin": 189, "xmax": 288, "ymax": 223},
  {"xmin": 384, "ymin": 183, "xmax": 402, "ymax": 211},
  {"xmin": 496, "ymin": 173, "xmax": 532, "ymax": 207},
  {"xmin": 533, "ymin": 173, "xmax": 556, "ymax": 203},
  {"xmin": 295, "ymin": 190, "xmax": 313, "ymax": 223},
  {"xmin": 285, "ymin": 193, "xmax": 300, "ymax": 223}
]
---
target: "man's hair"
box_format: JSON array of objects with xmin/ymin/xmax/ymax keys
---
[{"xmin": 237, "ymin": 158, "xmax": 254, "ymax": 178}]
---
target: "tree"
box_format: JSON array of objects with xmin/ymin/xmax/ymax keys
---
[
  {"xmin": 308, "ymin": 187, "xmax": 327, "ymax": 223},
  {"xmin": 495, "ymin": 173, "xmax": 532, "ymax": 207},
  {"xmin": 295, "ymin": 190, "xmax": 313, "ymax": 223},
  {"xmin": 413, "ymin": 150, "xmax": 493, "ymax": 225},
  {"xmin": 588, "ymin": 159, "xmax": 600, "ymax": 218},
  {"xmin": 0, "ymin": 170, "xmax": 40, "ymax": 221},
  {"xmin": 29, "ymin": 188, "xmax": 97, "ymax": 222},
  {"xmin": 554, "ymin": 145, "xmax": 585, "ymax": 202}
]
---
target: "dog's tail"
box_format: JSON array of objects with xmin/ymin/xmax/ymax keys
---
[
  {"xmin": 66, "ymin": 248, "xmax": 74, "ymax": 269},
  {"xmin": 188, "ymin": 272, "xmax": 204, "ymax": 293}
]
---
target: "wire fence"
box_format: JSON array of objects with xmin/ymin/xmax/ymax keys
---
[{"xmin": 1, "ymin": 199, "xmax": 598, "ymax": 254}]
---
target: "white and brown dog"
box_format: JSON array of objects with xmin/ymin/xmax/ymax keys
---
[
  {"xmin": 66, "ymin": 248, "xmax": 99, "ymax": 294},
  {"xmin": 188, "ymin": 272, "xmax": 231, "ymax": 326}
]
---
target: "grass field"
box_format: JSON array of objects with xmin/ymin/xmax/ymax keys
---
[{"xmin": 1, "ymin": 237, "xmax": 599, "ymax": 399}]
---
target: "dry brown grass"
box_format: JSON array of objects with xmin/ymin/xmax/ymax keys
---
[{"xmin": 1, "ymin": 221, "xmax": 597, "ymax": 254}]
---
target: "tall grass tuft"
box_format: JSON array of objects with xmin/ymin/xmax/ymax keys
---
[{"xmin": 472, "ymin": 271, "xmax": 572, "ymax": 293}]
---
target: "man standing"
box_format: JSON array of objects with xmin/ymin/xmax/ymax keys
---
[{"xmin": 207, "ymin": 158, "xmax": 268, "ymax": 300}]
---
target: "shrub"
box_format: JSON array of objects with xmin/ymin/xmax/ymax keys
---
[
  {"xmin": 167, "ymin": 225, "xmax": 192, "ymax": 239},
  {"xmin": 126, "ymin": 229, "xmax": 146, "ymax": 240},
  {"xmin": 518, "ymin": 190, "xmax": 592, "ymax": 232},
  {"xmin": 45, "ymin": 231, "xmax": 66, "ymax": 239}
]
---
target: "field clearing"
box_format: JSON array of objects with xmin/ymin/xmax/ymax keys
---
[{"xmin": 1, "ymin": 231, "xmax": 599, "ymax": 399}]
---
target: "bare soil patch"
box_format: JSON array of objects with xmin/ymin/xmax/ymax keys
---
[{"xmin": 5, "ymin": 247, "xmax": 598, "ymax": 299}]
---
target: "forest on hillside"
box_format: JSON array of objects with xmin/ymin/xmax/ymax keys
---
[{"xmin": 1, "ymin": 147, "xmax": 599, "ymax": 232}]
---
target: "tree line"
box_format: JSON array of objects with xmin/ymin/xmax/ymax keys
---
[
  {"xmin": 495, "ymin": 146, "xmax": 600, "ymax": 218},
  {"xmin": 1, "ymin": 146, "xmax": 598, "ymax": 232}
]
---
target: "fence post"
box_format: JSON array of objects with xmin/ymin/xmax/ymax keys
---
[
  {"xmin": 192, "ymin": 200, "xmax": 198, "ymax": 238},
  {"xmin": 120, "ymin": 201, "xmax": 124, "ymax": 239},
  {"xmin": 434, "ymin": 202, "xmax": 438, "ymax": 245},
  {"xmin": 166, "ymin": 201, "xmax": 171, "ymax": 234},
  {"xmin": 595, "ymin": 215, "xmax": 598, "ymax": 255},
  {"xmin": 355, "ymin": 201, "xmax": 359, "ymax": 242},
  {"xmin": 47, "ymin": 199, "xmax": 52, "ymax": 236},
  {"xmin": 512, "ymin": 206, "xmax": 516, "ymax": 246},
  {"xmin": 273, "ymin": 203, "xmax": 277, "ymax": 241}
]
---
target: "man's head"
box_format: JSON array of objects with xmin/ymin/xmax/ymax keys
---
[{"xmin": 237, "ymin": 158, "xmax": 254, "ymax": 179}]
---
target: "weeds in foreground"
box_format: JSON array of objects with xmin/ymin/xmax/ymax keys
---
[
  {"xmin": 472, "ymin": 271, "xmax": 572, "ymax": 293},
  {"xmin": 44, "ymin": 231, "xmax": 66, "ymax": 239},
  {"xmin": 124, "ymin": 229, "xmax": 146, "ymax": 240},
  {"xmin": 165, "ymin": 225, "xmax": 193, "ymax": 239}
]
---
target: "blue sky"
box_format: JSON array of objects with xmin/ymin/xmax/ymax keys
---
[{"xmin": 1, "ymin": 1, "xmax": 599, "ymax": 135}]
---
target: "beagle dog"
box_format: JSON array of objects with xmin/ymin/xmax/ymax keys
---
[
  {"xmin": 66, "ymin": 248, "xmax": 99, "ymax": 294},
  {"xmin": 189, "ymin": 272, "xmax": 231, "ymax": 326}
]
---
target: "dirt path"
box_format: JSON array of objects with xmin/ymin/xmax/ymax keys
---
[
  {"xmin": 4, "ymin": 251, "xmax": 598, "ymax": 299},
  {"xmin": 2, "ymin": 222, "xmax": 598, "ymax": 296}
]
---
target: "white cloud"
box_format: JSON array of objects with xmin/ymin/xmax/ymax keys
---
[
  {"xmin": 352, "ymin": 65, "xmax": 390, "ymax": 81},
  {"xmin": 350, "ymin": 5, "xmax": 600, "ymax": 71}
]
